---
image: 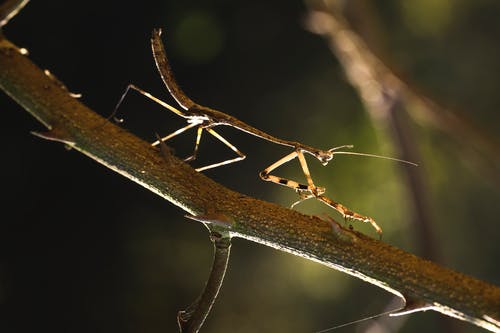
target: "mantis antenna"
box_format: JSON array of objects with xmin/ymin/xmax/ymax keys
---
[{"xmin": 330, "ymin": 150, "xmax": 418, "ymax": 167}]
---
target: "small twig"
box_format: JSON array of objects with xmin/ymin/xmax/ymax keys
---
[
  {"xmin": 156, "ymin": 138, "xmax": 232, "ymax": 333},
  {"xmin": 177, "ymin": 227, "xmax": 231, "ymax": 333}
]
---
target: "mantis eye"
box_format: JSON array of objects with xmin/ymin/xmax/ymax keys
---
[{"xmin": 318, "ymin": 153, "xmax": 333, "ymax": 165}]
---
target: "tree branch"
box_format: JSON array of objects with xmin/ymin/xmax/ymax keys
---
[{"xmin": 1, "ymin": 34, "xmax": 499, "ymax": 332}]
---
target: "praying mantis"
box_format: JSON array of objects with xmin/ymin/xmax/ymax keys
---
[{"xmin": 115, "ymin": 28, "xmax": 416, "ymax": 236}]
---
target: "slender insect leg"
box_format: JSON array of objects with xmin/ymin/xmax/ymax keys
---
[
  {"xmin": 151, "ymin": 122, "xmax": 199, "ymax": 146},
  {"xmin": 95, "ymin": 85, "xmax": 140, "ymax": 128},
  {"xmin": 317, "ymin": 195, "xmax": 382, "ymax": 236},
  {"xmin": 125, "ymin": 84, "xmax": 187, "ymax": 117},
  {"xmin": 184, "ymin": 126, "xmax": 204, "ymax": 162},
  {"xmin": 259, "ymin": 151, "xmax": 312, "ymax": 192},
  {"xmin": 290, "ymin": 192, "xmax": 315, "ymax": 209},
  {"xmin": 296, "ymin": 150, "xmax": 325, "ymax": 196},
  {"xmin": 108, "ymin": 84, "xmax": 133, "ymax": 122},
  {"xmin": 194, "ymin": 128, "xmax": 246, "ymax": 172}
]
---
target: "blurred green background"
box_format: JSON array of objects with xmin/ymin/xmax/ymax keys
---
[{"xmin": 1, "ymin": 1, "xmax": 499, "ymax": 332}]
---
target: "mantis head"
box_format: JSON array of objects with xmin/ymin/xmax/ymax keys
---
[{"xmin": 315, "ymin": 145, "xmax": 355, "ymax": 165}]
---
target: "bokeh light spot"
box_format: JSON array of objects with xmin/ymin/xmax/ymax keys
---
[
  {"xmin": 400, "ymin": 0, "xmax": 454, "ymax": 37},
  {"xmin": 174, "ymin": 10, "xmax": 225, "ymax": 64}
]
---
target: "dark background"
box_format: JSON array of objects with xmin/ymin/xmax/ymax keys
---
[{"xmin": 1, "ymin": 1, "xmax": 499, "ymax": 332}]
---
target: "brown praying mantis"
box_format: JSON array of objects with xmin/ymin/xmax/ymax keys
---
[{"xmin": 114, "ymin": 28, "xmax": 416, "ymax": 236}]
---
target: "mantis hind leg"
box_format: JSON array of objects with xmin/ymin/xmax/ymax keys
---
[
  {"xmin": 154, "ymin": 125, "xmax": 245, "ymax": 171},
  {"xmin": 194, "ymin": 128, "xmax": 246, "ymax": 172},
  {"xmin": 184, "ymin": 126, "xmax": 203, "ymax": 162},
  {"xmin": 151, "ymin": 122, "xmax": 200, "ymax": 146}
]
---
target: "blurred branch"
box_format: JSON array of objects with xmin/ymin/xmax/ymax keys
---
[
  {"xmin": 305, "ymin": 0, "xmax": 439, "ymax": 263},
  {"xmin": 305, "ymin": 1, "xmax": 500, "ymax": 187},
  {"xmin": 1, "ymin": 32, "xmax": 499, "ymax": 332}
]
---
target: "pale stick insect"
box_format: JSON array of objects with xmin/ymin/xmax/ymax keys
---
[{"xmin": 114, "ymin": 28, "xmax": 416, "ymax": 236}]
